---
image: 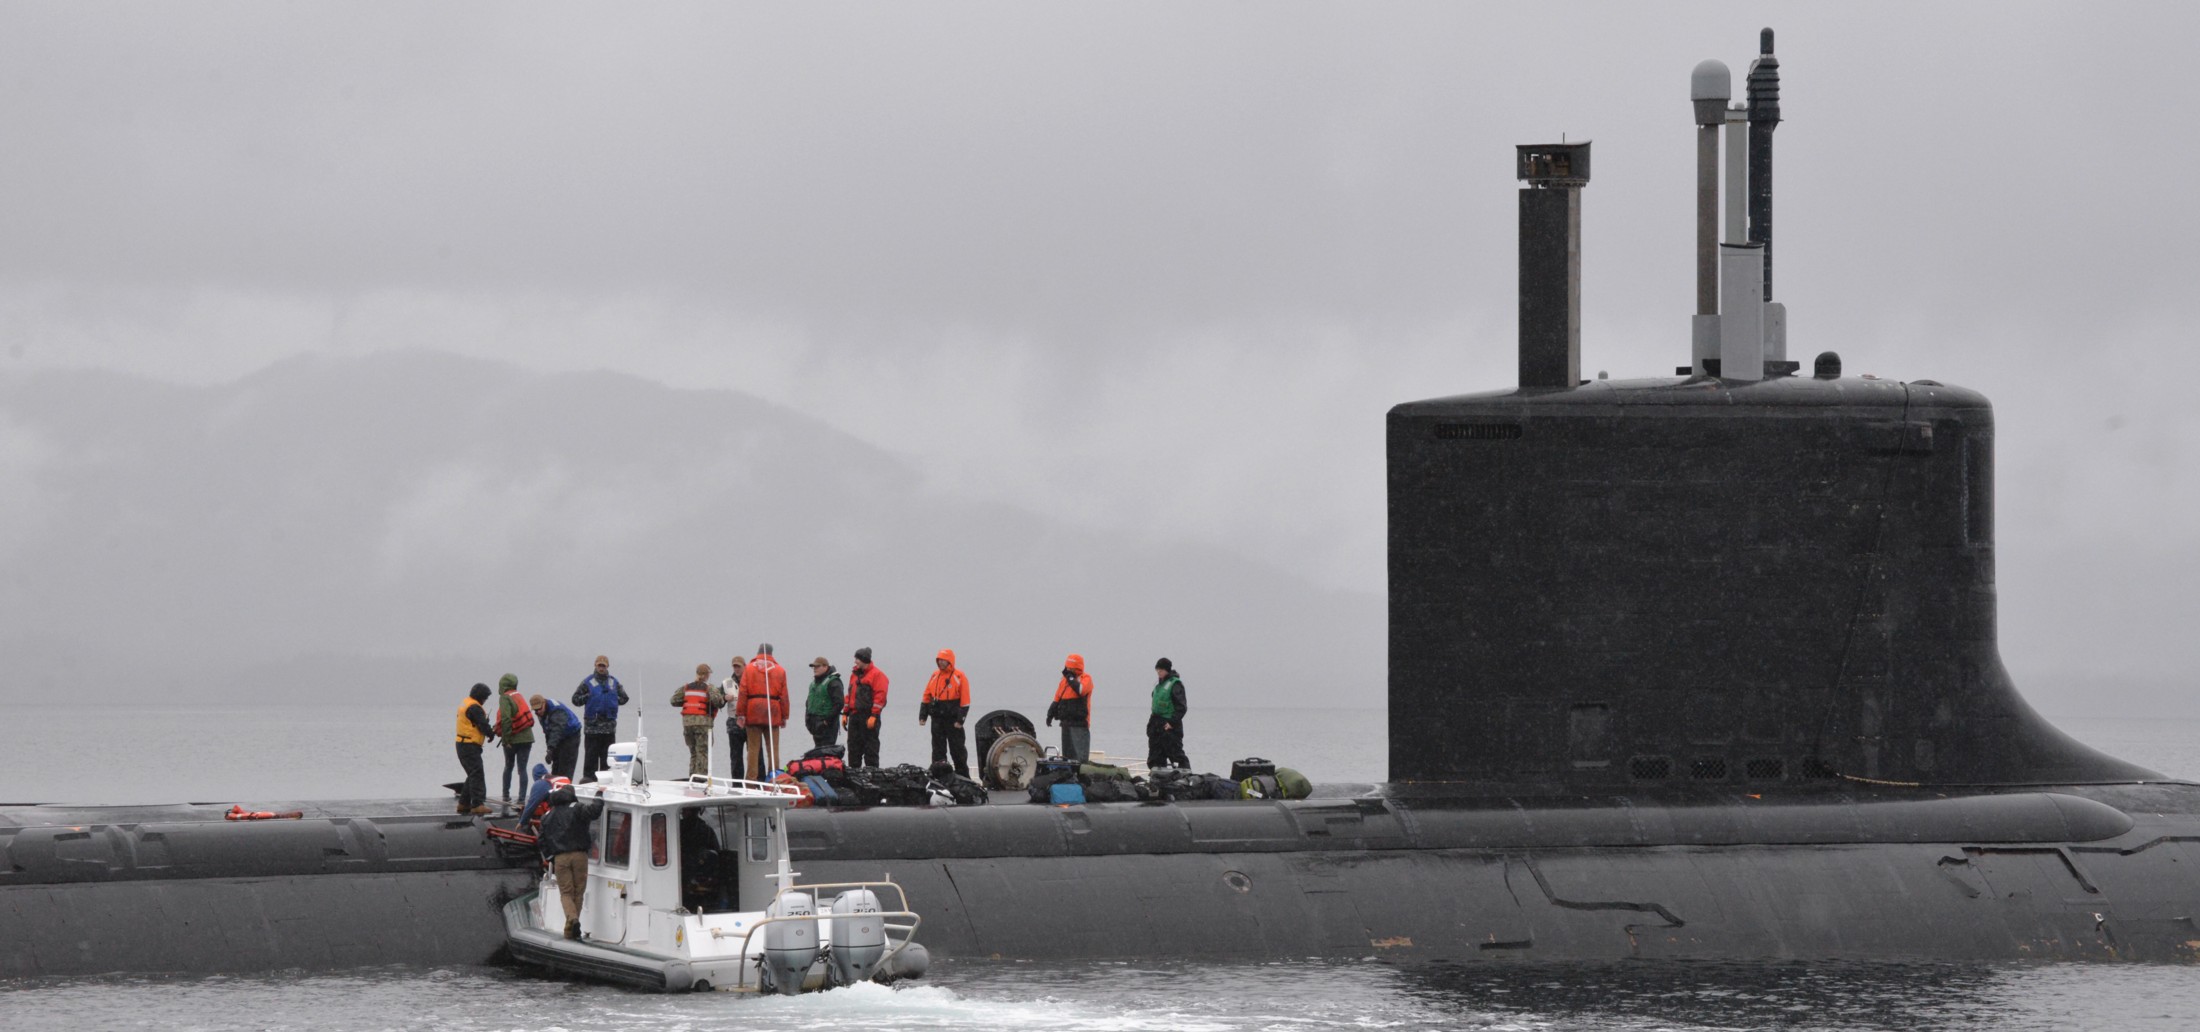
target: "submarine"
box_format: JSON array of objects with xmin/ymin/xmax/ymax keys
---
[{"xmin": 9, "ymin": 30, "xmax": 2200, "ymax": 980}]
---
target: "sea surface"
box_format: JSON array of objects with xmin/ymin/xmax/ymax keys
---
[{"xmin": 6, "ymin": 705, "xmax": 2200, "ymax": 1030}]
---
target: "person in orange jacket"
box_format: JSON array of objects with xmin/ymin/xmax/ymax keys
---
[
  {"xmin": 739, "ymin": 644, "xmax": 790, "ymax": 780},
  {"xmin": 1046, "ymin": 653, "xmax": 1094, "ymax": 762},
  {"xmin": 920, "ymin": 648, "xmax": 973, "ymax": 778}
]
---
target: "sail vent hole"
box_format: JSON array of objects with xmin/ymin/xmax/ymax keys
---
[
  {"xmin": 1628, "ymin": 756, "xmax": 1673, "ymax": 781},
  {"xmin": 1690, "ymin": 758, "xmax": 1729, "ymax": 780},
  {"xmin": 1744, "ymin": 758, "xmax": 1786, "ymax": 781}
]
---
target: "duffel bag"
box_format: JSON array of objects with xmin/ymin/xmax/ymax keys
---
[
  {"xmin": 786, "ymin": 755, "xmax": 845, "ymax": 778},
  {"xmin": 1078, "ymin": 761, "xmax": 1133, "ymax": 782},
  {"xmin": 802, "ymin": 774, "xmax": 840, "ymax": 805},
  {"xmin": 803, "ymin": 743, "xmax": 846, "ymax": 760},
  {"xmin": 1230, "ymin": 757, "xmax": 1277, "ymax": 781},
  {"xmin": 1274, "ymin": 767, "xmax": 1313, "ymax": 800},
  {"xmin": 1082, "ymin": 778, "xmax": 1145, "ymax": 803},
  {"xmin": 1238, "ymin": 774, "xmax": 1282, "ymax": 799}
]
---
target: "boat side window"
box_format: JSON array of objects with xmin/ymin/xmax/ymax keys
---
[
  {"xmin": 602, "ymin": 808, "xmax": 633, "ymax": 869},
  {"xmin": 745, "ymin": 812, "xmax": 771, "ymax": 863},
  {"xmin": 649, "ymin": 812, "xmax": 669, "ymax": 868}
]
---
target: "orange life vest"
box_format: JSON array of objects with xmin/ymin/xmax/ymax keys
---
[
  {"xmin": 502, "ymin": 688, "xmax": 536, "ymax": 732},
  {"xmin": 681, "ymin": 681, "xmax": 712, "ymax": 716}
]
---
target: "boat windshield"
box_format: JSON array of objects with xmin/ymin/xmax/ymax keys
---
[{"xmin": 677, "ymin": 805, "xmax": 755, "ymax": 914}]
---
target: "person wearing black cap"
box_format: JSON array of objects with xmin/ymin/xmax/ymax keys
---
[
  {"xmin": 843, "ymin": 647, "xmax": 888, "ymax": 769},
  {"xmin": 454, "ymin": 683, "xmax": 497, "ymax": 815},
  {"xmin": 1146, "ymin": 658, "xmax": 1190, "ymax": 770}
]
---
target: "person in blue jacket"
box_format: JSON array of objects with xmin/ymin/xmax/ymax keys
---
[
  {"xmin": 532, "ymin": 693, "xmax": 582, "ymax": 781},
  {"xmin": 569, "ymin": 654, "xmax": 628, "ymax": 783}
]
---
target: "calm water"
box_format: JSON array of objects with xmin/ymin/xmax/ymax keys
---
[{"xmin": 6, "ymin": 706, "xmax": 2200, "ymax": 1028}]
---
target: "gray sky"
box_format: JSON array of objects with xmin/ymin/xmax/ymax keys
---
[{"xmin": 3, "ymin": 3, "xmax": 2198, "ymax": 716}]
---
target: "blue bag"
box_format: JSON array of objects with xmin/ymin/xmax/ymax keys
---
[
  {"xmin": 802, "ymin": 774, "xmax": 838, "ymax": 805},
  {"xmin": 1049, "ymin": 783, "xmax": 1086, "ymax": 805}
]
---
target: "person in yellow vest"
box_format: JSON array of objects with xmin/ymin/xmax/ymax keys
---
[
  {"xmin": 454, "ymin": 683, "xmax": 497, "ymax": 815},
  {"xmin": 669, "ymin": 663, "xmax": 724, "ymax": 778}
]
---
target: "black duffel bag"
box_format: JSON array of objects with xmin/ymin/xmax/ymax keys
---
[{"xmin": 1230, "ymin": 757, "xmax": 1276, "ymax": 781}]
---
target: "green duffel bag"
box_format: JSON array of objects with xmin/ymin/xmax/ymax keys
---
[
  {"xmin": 1078, "ymin": 762, "xmax": 1133, "ymax": 782},
  {"xmin": 1238, "ymin": 774, "xmax": 1280, "ymax": 799},
  {"xmin": 1274, "ymin": 767, "xmax": 1313, "ymax": 800}
]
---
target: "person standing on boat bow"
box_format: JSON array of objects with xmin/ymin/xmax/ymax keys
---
[
  {"xmin": 804, "ymin": 657, "xmax": 844, "ymax": 750},
  {"xmin": 570, "ymin": 655, "xmax": 628, "ymax": 783},
  {"xmin": 536, "ymin": 782, "xmax": 605, "ymax": 941},
  {"xmin": 843, "ymin": 647, "xmax": 888, "ymax": 769},
  {"xmin": 1046, "ymin": 653, "xmax": 1094, "ymax": 762},
  {"xmin": 920, "ymin": 648, "xmax": 973, "ymax": 778},
  {"xmin": 739, "ymin": 645, "xmax": 790, "ymax": 780},
  {"xmin": 454, "ymin": 683, "xmax": 496, "ymax": 815},
  {"xmin": 671, "ymin": 663, "xmax": 724, "ymax": 779},
  {"xmin": 1146, "ymin": 658, "xmax": 1190, "ymax": 770}
]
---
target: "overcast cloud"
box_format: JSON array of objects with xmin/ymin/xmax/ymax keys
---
[{"xmin": 3, "ymin": 3, "xmax": 2198, "ymax": 717}]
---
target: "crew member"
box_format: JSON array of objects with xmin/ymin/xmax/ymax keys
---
[
  {"xmin": 533, "ymin": 693, "xmax": 582, "ymax": 781},
  {"xmin": 570, "ymin": 655, "xmax": 628, "ymax": 783},
  {"xmin": 454, "ymin": 683, "xmax": 496, "ymax": 815},
  {"xmin": 804, "ymin": 657, "xmax": 845, "ymax": 750},
  {"xmin": 678, "ymin": 807, "xmax": 724, "ymax": 912},
  {"xmin": 670, "ymin": 664, "xmax": 723, "ymax": 778},
  {"xmin": 1046, "ymin": 653, "xmax": 1094, "ymax": 762},
  {"xmin": 740, "ymin": 645, "xmax": 789, "ymax": 780},
  {"xmin": 536, "ymin": 782, "xmax": 606, "ymax": 940},
  {"xmin": 519, "ymin": 763, "xmax": 554, "ymax": 829},
  {"xmin": 843, "ymin": 647, "xmax": 888, "ymax": 769},
  {"xmin": 494, "ymin": 673, "xmax": 536, "ymax": 805},
  {"xmin": 1146, "ymin": 657, "xmax": 1190, "ymax": 770},
  {"xmin": 919, "ymin": 648, "xmax": 972, "ymax": 778},
  {"xmin": 721, "ymin": 656, "xmax": 747, "ymax": 779}
]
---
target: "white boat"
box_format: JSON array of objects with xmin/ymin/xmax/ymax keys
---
[{"xmin": 501, "ymin": 740, "xmax": 927, "ymax": 993}]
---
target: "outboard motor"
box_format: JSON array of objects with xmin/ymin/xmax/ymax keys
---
[
  {"xmin": 760, "ymin": 892, "xmax": 818, "ymax": 995},
  {"xmin": 826, "ymin": 889, "xmax": 886, "ymax": 986}
]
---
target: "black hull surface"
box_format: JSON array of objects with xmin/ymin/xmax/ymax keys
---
[{"xmin": 8, "ymin": 785, "xmax": 2200, "ymax": 978}]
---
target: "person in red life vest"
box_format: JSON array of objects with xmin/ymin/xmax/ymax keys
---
[
  {"xmin": 842, "ymin": 646, "xmax": 888, "ymax": 769},
  {"xmin": 519, "ymin": 764, "xmax": 555, "ymax": 829},
  {"xmin": 494, "ymin": 673, "xmax": 536, "ymax": 806},
  {"xmin": 919, "ymin": 648, "xmax": 973, "ymax": 778},
  {"xmin": 1046, "ymin": 653, "xmax": 1095, "ymax": 762},
  {"xmin": 739, "ymin": 644, "xmax": 790, "ymax": 780},
  {"xmin": 669, "ymin": 663, "xmax": 724, "ymax": 778},
  {"xmin": 454, "ymin": 682, "xmax": 497, "ymax": 815}
]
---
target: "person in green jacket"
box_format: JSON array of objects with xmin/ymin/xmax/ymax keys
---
[
  {"xmin": 494, "ymin": 673, "xmax": 537, "ymax": 805},
  {"xmin": 804, "ymin": 657, "xmax": 846, "ymax": 749},
  {"xmin": 1145, "ymin": 657, "xmax": 1190, "ymax": 770}
]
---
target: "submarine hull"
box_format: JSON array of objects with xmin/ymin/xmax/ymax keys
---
[{"xmin": 9, "ymin": 786, "xmax": 2200, "ymax": 978}]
